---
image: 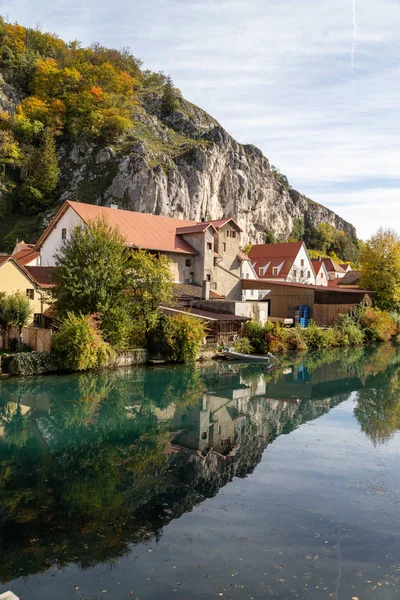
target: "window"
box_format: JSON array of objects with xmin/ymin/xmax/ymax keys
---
[
  {"xmin": 223, "ymin": 242, "xmax": 226, "ymax": 252},
  {"xmin": 207, "ymin": 242, "xmax": 212, "ymax": 250},
  {"xmin": 250, "ymin": 289, "xmax": 254, "ymax": 296},
  {"xmin": 190, "ymin": 271, "xmax": 194, "ymax": 281},
  {"xmin": 206, "ymin": 274, "xmax": 211, "ymax": 281},
  {"xmin": 321, "ymin": 272, "xmax": 324, "ymax": 278},
  {"xmin": 245, "ymin": 273, "xmax": 249, "ymax": 279},
  {"xmin": 259, "ymin": 267, "xmax": 264, "ymax": 276},
  {"xmin": 272, "ymin": 267, "xmax": 278, "ymax": 276},
  {"xmin": 61, "ymin": 228, "xmax": 67, "ymax": 240},
  {"xmin": 26, "ymin": 289, "xmax": 34, "ymax": 300},
  {"xmin": 201, "ymin": 432, "xmax": 207, "ymax": 440},
  {"xmin": 185, "ymin": 258, "xmax": 192, "ymax": 267},
  {"xmin": 300, "ymin": 259, "xmax": 304, "ymax": 266},
  {"xmin": 293, "ymin": 269, "xmax": 297, "ymax": 278},
  {"xmin": 300, "ymin": 270, "xmax": 304, "ymax": 278},
  {"xmin": 307, "ymin": 271, "xmax": 311, "ymax": 278},
  {"xmin": 218, "ymin": 425, "xmax": 222, "ymax": 434},
  {"xmin": 227, "ymin": 230, "xmax": 237, "ymax": 238}
]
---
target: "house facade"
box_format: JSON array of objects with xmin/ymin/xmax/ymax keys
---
[
  {"xmin": 248, "ymin": 242, "xmax": 317, "ymax": 286},
  {"xmin": 0, "ymin": 256, "xmax": 54, "ymax": 322},
  {"xmin": 311, "ymin": 260, "xmax": 329, "ymax": 287},
  {"xmin": 35, "ymin": 201, "xmax": 257, "ymax": 301}
]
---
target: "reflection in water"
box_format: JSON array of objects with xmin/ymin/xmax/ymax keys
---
[{"xmin": 0, "ymin": 345, "xmax": 400, "ymax": 585}]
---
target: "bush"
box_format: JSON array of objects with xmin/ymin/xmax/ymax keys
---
[
  {"xmin": 6, "ymin": 351, "xmax": 58, "ymax": 376},
  {"xmin": 101, "ymin": 305, "xmax": 133, "ymax": 350},
  {"xmin": 233, "ymin": 337, "xmax": 253, "ymax": 354},
  {"xmin": 53, "ymin": 313, "xmax": 114, "ymax": 371},
  {"xmin": 242, "ymin": 321, "xmax": 269, "ymax": 354},
  {"xmin": 284, "ymin": 327, "xmax": 308, "ymax": 352},
  {"xmin": 359, "ymin": 306, "xmax": 397, "ymax": 342},
  {"xmin": 303, "ymin": 321, "xmax": 331, "ymax": 349},
  {"xmin": 337, "ymin": 323, "xmax": 365, "ymax": 346},
  {"xmin": 162, "ymin": 314, "xmax": 207, "ymax": 363}
]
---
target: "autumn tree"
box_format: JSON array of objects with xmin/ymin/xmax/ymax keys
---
[{"xmin": 359, "ymin": 228, "xmax": 400, "ymax": 310}]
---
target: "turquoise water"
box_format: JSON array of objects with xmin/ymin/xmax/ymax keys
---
[{"xmin": 0, "ymin": 345, "xmax": 399, "ymax": 599}]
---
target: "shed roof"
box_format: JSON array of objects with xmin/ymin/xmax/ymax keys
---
[
  {"xmin": 241, "ymin": 279, "xmax": 371, "ymax": 294},
  {"xmin": 159, "ymin": 306, "xmax": 249, "ymax": 322}
]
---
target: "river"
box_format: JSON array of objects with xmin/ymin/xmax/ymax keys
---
[{"xmin": 0, "ymin": 344, "xmax": 399, "ymax": 599}]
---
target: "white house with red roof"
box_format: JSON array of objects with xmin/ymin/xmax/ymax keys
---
[
  {"xmin": 35, "ymin": 200, "xmax": 258, "ymax": 301},
  {"xmin": 248, "ymin": 242, "xmax": 317, "ymax": 286},
  {"xmin": 313, "ymin": 257, "xmax": 347, "ymax": 281},
  {"xmin": 311, "ymin": 260, "xmax": 329, "ymax": 287}
]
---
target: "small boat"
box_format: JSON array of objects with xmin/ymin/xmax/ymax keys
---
[{"xmin": 222, "ymin": 348, "xmax": 275, "ymax": 363}]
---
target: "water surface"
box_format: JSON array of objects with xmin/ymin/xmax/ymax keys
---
[{"xmin": 0, "ymin": 345, "xmax": 399, "ymax": 599}]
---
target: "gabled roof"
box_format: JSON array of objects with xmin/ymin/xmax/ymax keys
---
[
  {"xmin": 237, "ymin": 250, "xmax": 250, "ymax": 261},
  {"xmin": 25, "ymin": 267, "xmax": 57, "ymax": 288},
  {"xmin": 337, "ymin": 270, "xmax": 360, "ymax": 287},
  {"xmin": 208, "ymin": 218, "xmax": 243, "ymax": 233},
  {"xmin": 176, "ymin": 223, "xmax": 217, "ymax": 235},
  {"xmin": 35, "ymin": 201, "xmax": 199, "ymax": 255},
  {"xmin": 13, "ymin": 244, "xmax": 40, "ymax": 266},
  {"xmin": 0, "ymin": 254, "xmax": 11, "ymax": 267},
  {"xmin": 315, "ymin": 258, "xmax": 346, "ymax": 274},
  {"xmin": 248, "ymin": 242, "xmax": 305, "ymax": 278}
]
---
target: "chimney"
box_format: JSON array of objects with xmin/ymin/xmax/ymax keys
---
[{"xmin": 202, "ymin": 280, "xmax": 210, "ymax": 300}]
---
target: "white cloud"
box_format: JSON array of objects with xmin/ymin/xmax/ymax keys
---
[{"xmin": 1, "ymin": 0, "xmax": 399, "ymax": 239}]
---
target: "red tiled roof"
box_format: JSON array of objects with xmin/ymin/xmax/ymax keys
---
[
  {"xmin": 0, "ymin": 255, "xmax": 11, "ymax": 267},
  {"xmin": 248, "ymin": 242, "xmax": 303, "ymax": 278},
  {"xmin": 208, "ymin": 218, "xmax": 243, "ymax": 232},
  {"xmin": 25, "ymin": 267, "xmax": 57, "ymax": 288},
  {"xmin": 315, "ymin": 258, "xmax": 345, "ymax": 273},
  {"xmin": 13, "ymin": 248, "xmax": 40, "ymax": 266},
  {"xmin": 176, "ymin": 223, "xmax": 217, "ymax": 235},
  {"xmin": 237, "ymin": 250, "xmax": 250, "ymax": 261}
]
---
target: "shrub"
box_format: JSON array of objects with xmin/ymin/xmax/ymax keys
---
[
  {"xmin": 7, "ymin": 351, "xmax": 58, "ymax": 376},
  {"xmin": 359, "ymin": 306, "xmax": 397, "ymax": 342},
  {"xmin": 233, "ymin": 337, "xmax": 253, "ymax": 354},
  {"xmin": 242, "ymin": 321, "xmax": 269, "ymax": 353},
  {"xmin": 162, "ymin": 314, "xmax": 207, "ymax": 363},
  {"xmin": 337, "ymin": 323, "xmax": 365, "ymax": 346},
  {"xmin": 284, "ymin": 327, "xmax": 308, "ymax": 353},
  {"xmin": 303, "ymin": 321, "xmax": 331, "ymax": 349},
  {"xmin": 53, "ymin": 313, "xmax": 114, "ymax": 371},
  {"xmin": 101, "ymin": 305, "xmax": 133, "ymax": 350}
]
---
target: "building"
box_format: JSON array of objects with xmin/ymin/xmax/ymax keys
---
[
  {"xmin": 337, "ymin": 270, "xmax": 361, "ymax": 288},
  {"xmin": 241, "ymin": 279, "xmax": 372, "ymax": 327},
  {"xmin": 313, "ymin": 257, "xmax": 347, "ymax": 280},
  {"xmin": 248, "ymin": 242, "xmax": 317, "ymax": 286},
  {"xmin": 0, "ymin": 256, "xmax": 55, "ymax": 322},
  {"xmin": 35, "ymin": 200, "xmax": 258, "ymax": 301},
  {"xmin": 11, "ymin": 241, "xmax": 41, "ymax": 267},
  {"xmin": 311, "ymin": 260, "xmax": 329, "ymax": 287}
]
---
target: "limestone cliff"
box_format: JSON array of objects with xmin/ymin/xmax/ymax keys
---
[
  {"xmin": 1, "ymin": 74, "xmax": 355, "ymax": 246},
  {"xmin": 57, "ymin": 91, "xmax": 356, "ymax": 244}
]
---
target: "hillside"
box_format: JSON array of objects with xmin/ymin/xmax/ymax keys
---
[{"xmin": 0, "ymin": 19, "xmax": 357, "ymax": 256}]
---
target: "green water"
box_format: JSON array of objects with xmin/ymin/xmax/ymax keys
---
[{"xmin": 0, "ymin": 345, "xmax": 400, "ymax": 599}]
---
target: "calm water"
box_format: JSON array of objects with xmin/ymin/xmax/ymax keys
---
[{"xmin": 0, "ymin": 345, "xmax": 400, "ymax": 600}]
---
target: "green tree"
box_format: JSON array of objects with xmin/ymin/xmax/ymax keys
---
[
  {"xmin": 359, "ymin": 228, "xmax": 400, "ymax": 310},
  {"xmin": 127, "ymin": 249, "xmax": 173, "ymax": 336},
  {"xmin": 53, "ymin": 312, "xmax": 114, "ymax": 371},
  {"xmin": 53, "ymin": 215, "xmax": 130, "ymax": 317},
  {"xmin": 264, "ymin": 229, "xmax": 277, "ymax": 244},
  {"xmin": 3, "ymin": 292, "xmax": 31, "ymax": 349},
  {"xmin": 161, "ymin": 76, "xmax": 179, "ymax": 117},
  {"xmin": 290, "ymin": 218, "xmax": 305, "ymax": 242},
  {"xmin": 271, "ymin": 165, "xmax": 290, "ymax": 189}
]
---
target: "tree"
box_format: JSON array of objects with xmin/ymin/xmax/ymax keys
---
[
  {"xmin": 290, "ymin": 218, "xmax": 305, "ymax": 242},
  {"xmin": 127, "ymin": 249, "xmax": 173, "ymax": 336},
  {"xmin": 3, "ymin": 292, "xmax": 31, "ymax": 349},
  {"xmin": 161, "ymin": 76, "xmax": 179, "ymax": 117},
  {"xmin": 264, "ymin": 229, "xmax": 277, "ymax": 244},
  {"xmin": 53, "ymin": 216, "xmax": 130, "ymax": 316},
  {"xmin": 359, "ymin": 228, "xmax": 400, "ymax": 310},
  {"xmin": 271, "ymin": 165, "xmax": 290, "ymax": 189}
]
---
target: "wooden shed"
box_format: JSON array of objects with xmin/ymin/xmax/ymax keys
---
[{"xmin": 241, "ymin": 280, "xmax": 372, "ymax": 327}]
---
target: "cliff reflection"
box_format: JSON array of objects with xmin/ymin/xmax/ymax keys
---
[{"xmin": 0, "ymin": 344, "xmax": 400, "ymax": 582}]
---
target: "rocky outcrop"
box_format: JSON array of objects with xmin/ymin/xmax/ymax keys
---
[{"xmin": 56, "ymin": 93, "xmax": 356, "ymax": 243}]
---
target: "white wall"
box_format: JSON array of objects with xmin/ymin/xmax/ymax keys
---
[
  {"xmin": 40, "ymin": 208, "xmax": 85, "ymax": 266},
  {"xmin": 287, "ymin": 244, "xmax": 316, "ymax": 285},
  {"xmin": 241, "ymin": 260, "xmax": 258, "ymax": 280}
]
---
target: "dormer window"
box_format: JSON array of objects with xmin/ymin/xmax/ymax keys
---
[
  {"xmin": 259, "ymin": 267, "xmax": 264, "ymax": 276},
  {"xmin": 272, "ymin": 267, "xmax": 278, "ymax": 276}
]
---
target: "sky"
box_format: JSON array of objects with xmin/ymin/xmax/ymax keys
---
[{"xmin": 1, "ymin": 0, "xmax": 399, "ymax": 239}]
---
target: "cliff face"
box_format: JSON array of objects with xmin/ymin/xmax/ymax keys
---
[
  {"xmin": 1, "ymin": 74, "xmax": 355, "ymax": 244},
  {"xmin": 56, "ymin": 93, "xmax": 356, "ymax": 244}
]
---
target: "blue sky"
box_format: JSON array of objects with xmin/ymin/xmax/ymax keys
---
[{"xmin": 1, "ymin": 0, "xmax": 399, "ymax": 239}]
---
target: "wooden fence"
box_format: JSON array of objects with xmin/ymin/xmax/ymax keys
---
[{"xmin": 0, "ymin": 326, "xmax": 52, "ymax": 353}]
